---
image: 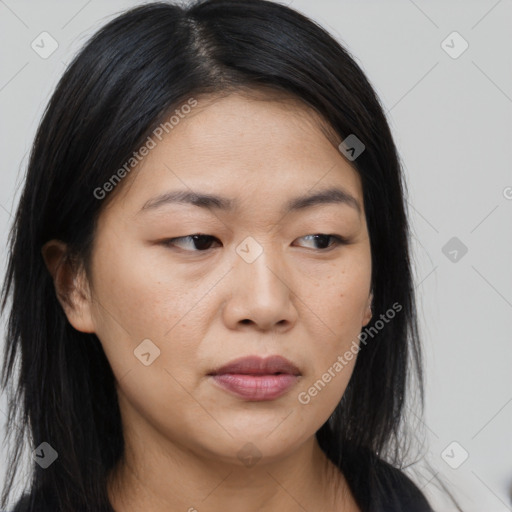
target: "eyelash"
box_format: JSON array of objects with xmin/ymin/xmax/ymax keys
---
[{"xmin": 161, "ymin": 233, "xmax": 349, "ymax": 252}]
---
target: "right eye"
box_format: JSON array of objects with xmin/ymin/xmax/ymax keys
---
[{"xmin": 160, "ymin": 234, "xmax": 221, "ymax": 252}]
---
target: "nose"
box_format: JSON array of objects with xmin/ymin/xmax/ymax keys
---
[{"xmin": 222, "ymin": 243, "xmax": 298, "ymax": 333}]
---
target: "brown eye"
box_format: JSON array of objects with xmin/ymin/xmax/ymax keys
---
[
  {"xmin": 162, "ymin": 234, "xmax": 221, "ymax": 252},
  {"xmin": 296, "ymin": 234, "xmax": 347, "ymax": 250}
]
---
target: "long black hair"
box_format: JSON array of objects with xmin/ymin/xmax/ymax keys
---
[{"xmin": 1, "ymin": 1, "xmax": 461, "ymax": 510}]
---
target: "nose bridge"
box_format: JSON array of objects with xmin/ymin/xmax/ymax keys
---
[
  {"xmin": 226, "ymin": 234, "xmax": 296, "ymax": 329},
  {"xmin": 235, "ymin": 235, "xmax": 288, "ymax": 297}
]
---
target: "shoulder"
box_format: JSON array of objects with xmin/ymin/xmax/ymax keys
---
[
  {"xmin": 8, "ymin": 492, "xmax": 30, "ymax": 512},
  {"xmin": 365, "ymin": 455, "xmax": 433, "ymax": 512},
  {"xmin": 372, "ymin": 457, "xmax": 432, "ymax": 512},
  {"xmin": 342, "ymin": 448, "xmax": 433, "ymax": 512},
  {"xmin": 7, "ymin": 488, "xmax": 58, "ymax": 512},
  {"xmin": 6, "ymin": 488, "xmax": 114, "ymax": 512},
  {"xmin": 9, "ymin": 492, "xmax": 36, "ymax": 512}
]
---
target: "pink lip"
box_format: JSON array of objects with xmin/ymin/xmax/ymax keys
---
[{"xmin": 208, "ymin": 355, "xmax": 301, "ymax": 401}]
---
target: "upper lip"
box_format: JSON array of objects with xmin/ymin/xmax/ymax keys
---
[{"xmin": 208, "ymin": 355, "xmax": 301, "ymax": 376}]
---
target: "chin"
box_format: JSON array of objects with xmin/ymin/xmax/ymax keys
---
[{"xmin": 195, "ymin": 430, "xmax": 307, "ymax": 467}]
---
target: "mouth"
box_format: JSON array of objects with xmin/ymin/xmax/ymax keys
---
[
  {"xmin": 207, "ymin": 355, "xmax": 301, "ymax": 401},
  {"xmin": 208, "ymin": 355, "xmax": 301, "ymax": 377}
]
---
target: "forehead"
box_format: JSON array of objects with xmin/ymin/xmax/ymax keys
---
[{"xmin": 109, "ymin": 90, "xmax": 364, "ymax": 217}]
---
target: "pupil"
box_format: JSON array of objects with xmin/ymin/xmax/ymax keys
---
[
  {"xmin": 314, "ymin": 234, "xmax": 330, "ymax": 249},
  {"xmin": 193, "ymin": 235, "xmax": 213, "ymax": 250}
]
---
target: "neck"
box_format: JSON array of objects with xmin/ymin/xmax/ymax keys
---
[{"xmin": 107, "ymin": 422, "xmax": 356, "ymax": 511}]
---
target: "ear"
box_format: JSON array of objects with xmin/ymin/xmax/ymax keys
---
[
  {"xmin": 41, "ymin": 240, "xmax": 95, "ymax": 333},
  {"xmin": 362, "ymin": 290, "xmax": 373, "ymax": 327}
]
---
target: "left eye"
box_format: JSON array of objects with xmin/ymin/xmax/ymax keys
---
[
  {"xmin": 161, "ymin": 234, "xmax": 347, "ymax": 252},
  {"xmin": 298, "ymin": 234, "xmax": 347, "ymax": 250}
]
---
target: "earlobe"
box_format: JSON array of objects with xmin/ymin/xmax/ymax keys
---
[
  {"xmin": 362, "ymin": 291, "xmax": 373, "ymax": 327},
  {"xmin": 41, "ymin": 240, "xmax": 96, "ymax": 333}
]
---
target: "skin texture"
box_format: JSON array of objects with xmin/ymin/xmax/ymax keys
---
[{"xmin": 43, "ymin": 90, "xmax": 373, "ymax": 512}]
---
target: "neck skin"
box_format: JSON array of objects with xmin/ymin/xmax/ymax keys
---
[{"xmin": 107, "ymin": 395, "xmax": 359, "ymax": 512}]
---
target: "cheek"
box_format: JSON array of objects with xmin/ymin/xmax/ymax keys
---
[
  {"xmin": 303, "ymin": 251, "xmax": 371, "ymax": 336},
  {"xmin": 294, "ymin": 327, "xmax": 360, "ymax": 433},
  {"xmin": 292, "ymin": 339, "xmax": 358, "ymax": 447},
  {"xmin": 88, "ymin": 236, "xmax": 210, "ymax": 386},
  {"xmin": 294, "ymin": 254, "xmax": 370, "ymax": 410},
  {"xmin": 92, "ymin": 226, "xmax": 208, "ymax": 330},
  {"xmin": 88, "ymin": 242, "xmax": 207, "ymax": 443}
]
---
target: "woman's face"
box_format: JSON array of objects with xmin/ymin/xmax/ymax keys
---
[{"xmin": 77, "ymin": 91, "xmax": 372, "ymax": 465}]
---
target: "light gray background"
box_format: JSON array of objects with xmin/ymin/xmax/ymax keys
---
[{"xmin": 1, "ymin": 1, "xmax": 511, "ymax": 511}]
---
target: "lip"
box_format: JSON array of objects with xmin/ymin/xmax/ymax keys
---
[
  {"xmin": 209, "ymin": 355, "xmax": 301, "ymax": 376},
  {"xmin": 208, "ymin": 355, "xmax": 301, "ymax": 401}
]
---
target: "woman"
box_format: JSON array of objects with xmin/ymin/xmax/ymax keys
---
[{"xmin": 1, "ymin": 0, "xmax": 460, "ymax": 510}]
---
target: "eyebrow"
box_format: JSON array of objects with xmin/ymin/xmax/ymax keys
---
[{"xmin": 139, "ymin": 186, "xmax": 361, "ymax": 217}]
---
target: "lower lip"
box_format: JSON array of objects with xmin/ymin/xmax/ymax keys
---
[{"xmin": 210, "ymin": 374, "xmax": 299, "ymax": 401}]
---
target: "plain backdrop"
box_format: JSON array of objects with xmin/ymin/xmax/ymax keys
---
[{"xmin": 0, "ymin": 1, "xmax": 511, "ymax": 511}]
